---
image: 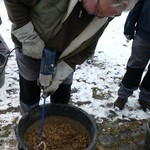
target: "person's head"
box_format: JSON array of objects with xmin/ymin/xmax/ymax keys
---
[{"xmin": 82, "ymin": 0, "xmax": 138, "ymax": 17}]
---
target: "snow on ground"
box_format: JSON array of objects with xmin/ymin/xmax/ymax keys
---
[{"xmin": 0, "ymin": 0, "xmax": 150, "ymax": 149}]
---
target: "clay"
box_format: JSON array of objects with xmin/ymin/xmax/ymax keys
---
[{"xmin": 24, "ymin": 116, "xmax": 90, "ymax": 150}]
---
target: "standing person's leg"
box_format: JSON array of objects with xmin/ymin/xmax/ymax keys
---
[
  {"xmin": 114, "ymin": 35, "xmax": 149, "ymax": 109},
  {"xmin": 19, "ymin": 74, "xmax": 41, "ymax": 114},
  {"xmin": 16, "ymin": 49, "xmax": 41, "ymax": 114},
  {"xmin": 0, "ymin": 34, "xmax": 10, "ymax": 88},
  {"xmin": 51, "ymin": 73, "xmax": 73, "ymax": 104},
  {"xmin": 145, "ymin": 123, "xmax": 150, "ymax": 150},
  {"xmin": 139, "ymin": 64, "xmax": 150, "ymax": 110},
  {"xmin": 0, "ymin": 34, "xmax": 10, "ymax": 55}
]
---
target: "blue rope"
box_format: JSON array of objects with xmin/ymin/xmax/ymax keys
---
[{"xmin": 39, "ymin": 97, "xmax": 46, "ymax": 144}]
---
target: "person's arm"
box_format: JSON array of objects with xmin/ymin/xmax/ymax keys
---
[
  {"xmin": 124, "ymin": 0, "xmax": 144, "ymax": 39},
  {"xmin": 4, "ymin": 0, "xmax": 39, "ymax": 29},
  {"xmin": 4, "ymin": 0, "xmax": 45, "ymax": 59},
  {"xmin": 43, "ymin": 41, "xmax": 98, "ymax": 96},
  {"xmin": 64, "ymin": 42, "xmax": 97, "ymax": 70}
]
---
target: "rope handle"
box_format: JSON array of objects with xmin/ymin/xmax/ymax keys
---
[
  {"xmin": 0, "ymin": 46, "xmax": 22, "ymax": 75},
  {"xmin": 37, "ymin": 141, "xmax": 46, "ymax": 150}
]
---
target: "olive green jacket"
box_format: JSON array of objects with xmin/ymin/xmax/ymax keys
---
[{"xmin": 4, "ymin": 0, "xmax": 111, "ymax": 69}]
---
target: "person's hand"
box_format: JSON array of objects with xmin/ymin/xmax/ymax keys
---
[
  {"xmin": 43, "ymin": 61, "xmax": 74, "ymax": 95},
  {"xmin": 124, "ymin": 34, "xmax": 134, "ymax": 40},
  {"xmin": 38, "ymin": 74, "xmax": 52, "ymax": 88},
  {"xmin": 12, "ymin": 22, "xmax": 45, "ymax": 59}
]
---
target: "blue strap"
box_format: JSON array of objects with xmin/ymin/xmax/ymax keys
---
[{"xmin": 39, "ymin": 97, "xmax": 46, "ymax": 144}]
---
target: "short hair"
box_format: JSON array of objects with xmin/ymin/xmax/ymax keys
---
[{"xmin": 112, "ymin": 0, "xmax": 138, "ymax": 12}]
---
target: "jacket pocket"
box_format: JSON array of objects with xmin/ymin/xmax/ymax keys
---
[{"xmin": 30, "ymin": 0, "xmax": 69, "ymax": 40}]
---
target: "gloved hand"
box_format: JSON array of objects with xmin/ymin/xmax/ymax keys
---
[
  {"xmin": 43, "ymin": 61, "xmax": 74, "ymax": 95},
  {"xmin": 39, "ymin": 74, "xmax": 52, "ymax": 87},
  {"xmin": 124, "ymin": 34, "xmax": 134, "ymax": 40},
  {"xmin": 38, "ymin": 48, "xmax": 56, "ymax": 88},
  {"xmin": 12, "ymin": 22, "xmax": 45, "ymax": 59}
]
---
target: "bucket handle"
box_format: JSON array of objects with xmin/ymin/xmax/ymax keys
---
[
  {"xmin": 0, "ymin": 46, "xmax": 21, "ymax": 75},
  {"xmin": 37, "ymin": 141, "xmax": 46, "ymax": 150}
]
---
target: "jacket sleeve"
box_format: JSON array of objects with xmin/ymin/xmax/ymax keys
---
[
  {"xmin": 4, "ymin": 0, "xmax": 39, "ymax": 29},
  {"xmin": 64, "ymin": 41, "xmax": 97, "ymax": 70},
  {"xmin": 124, "ymin": 0, "xmax": 144, "ymax": 35}
]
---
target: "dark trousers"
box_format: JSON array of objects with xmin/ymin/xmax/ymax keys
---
[
  {"xmin": 118, "ymin": 35, "xmax": 150, "ymax": 101},
  {"xmin": 19, "ymin": 74, "xmax": 71, "ymax": 106}
]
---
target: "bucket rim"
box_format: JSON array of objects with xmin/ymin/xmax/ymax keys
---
[{"xmin": 16, "ymin": 103, "xmax": 98, "ymax": 150}]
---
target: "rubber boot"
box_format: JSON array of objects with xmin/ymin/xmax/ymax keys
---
[
  {"xmin": 114, "ymin": 97, "xmax": 127, "ymax": 110},
  {"xmin": 51, "ymin": 83, "xmax": 71, "ymax": 104}
]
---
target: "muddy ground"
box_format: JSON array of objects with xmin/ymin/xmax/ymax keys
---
[
  {"xmin": 97, "ymin": 119, "xmax": 148, "ymax": 150},
  {"xmin": 0, "ymin": 105, "xmax": 148, "ymax": 150}
]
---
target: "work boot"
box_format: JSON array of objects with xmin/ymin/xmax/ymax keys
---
[
  {"xmin": 114, "ymin": 97, "xmax": 127, "ymax": 110},
  {"xmin": 138, "ymin": 99, "xmax": 150, "ymax": 111}
]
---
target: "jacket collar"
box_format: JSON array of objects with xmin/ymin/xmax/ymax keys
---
[{"xmin": 63, "ymin": 0, "xmax": 81, "ymax": 23}]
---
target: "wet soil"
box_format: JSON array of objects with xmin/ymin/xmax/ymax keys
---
[
  {"xmin": 96, "ymin": 119, "xmax": 148, "ymax": 150},
  {"xmin": 24, "ymin": 116, "xmax": 90, "ymax": 150}
]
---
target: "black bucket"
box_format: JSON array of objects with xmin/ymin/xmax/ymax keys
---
[
  {"xmin": 16, "ymin": 104, "xmax": 98, "ymax": 150},
  {"xmin": 0, "ymin": 53, "xmax": 6, "ymax": 88}
]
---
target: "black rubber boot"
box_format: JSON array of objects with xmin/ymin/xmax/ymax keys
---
[
  {"xmin": 51, "ymin": 83, "xmax": 72, "ymax": 104},
  {"xmin": 138, "ymin": 99, "xmax": 150, "ymax": 111},
  {"xmin": 114, "ymin": 97, "xmax": 128, "ymax": 110},
  {"xmin": 140, "ymin": 66, "xmax": 150, "ymax": 91},
  {"xmin": 19, "ymin": 74, "xmax": 41, "ymax": 106},
  {"xmin": 122, "ymin": 67, "xmax": 144, "ymax": 89}
]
